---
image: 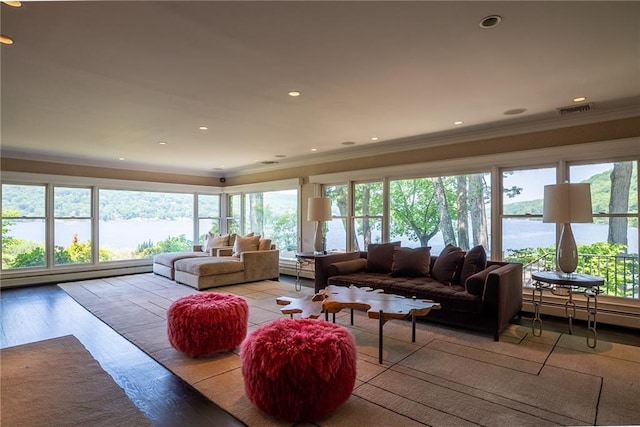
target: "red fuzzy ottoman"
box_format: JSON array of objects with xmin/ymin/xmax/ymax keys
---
[
  {"xmin": 167, "ymin": 292, "xmax": 248, "ymax": 357},
  {"xmin": 241, "ymin": 318, "xmax": 357, "ymax": 421}
]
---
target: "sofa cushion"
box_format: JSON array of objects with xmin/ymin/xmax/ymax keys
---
[
  {"xmin": 465, "ymin": 264, "xmax": 500, "ymax": 297},
  {"xmin": 204, "ymin": 233, "xmax": 230, "ymax": 252},
  {"xmin": 233, "ymin": 234, "xmax": 261, "ymax": 256},
  {"xmin": 175, "ymin": 257, "xmax": 245, "ymax": 276},
  {"xmin": 366, "ymin": 242, "xmax": 401, "ymax": 273},
  {"xmin": 459, "ymin": 245, "xmax": 487, "ymax": 285},
  {"xmin": 390, "ymin": 246, "xmax": 431, "ymax": 277},
  {"xmin": 431, "ymin": 244, "xmax": 465, "ymax": 285},
  {"xmin": 327, "ymin": 273, "xmax": 481, "ymax": 313},
  {"xmin": 258, "ymin": 239, "xmax": 272, "ymax": 251}
]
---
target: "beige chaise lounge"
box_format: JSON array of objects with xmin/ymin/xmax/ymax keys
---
[
  {"xmin": 152, "ymin": 232, "xmax": 242, "ymax": 280},
  {"xmin": 174, "ymin": 248, "xmax": 280, "ymax": 290}
]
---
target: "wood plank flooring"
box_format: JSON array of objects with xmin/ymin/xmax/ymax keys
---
[{"xmin": 1, "ymin": 274, "xmax": 637, "ymax": 427}]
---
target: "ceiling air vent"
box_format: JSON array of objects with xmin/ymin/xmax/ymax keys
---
[
  {"xmin": 260, "ymin": 160, "xmax": 279, "ymax": 165},
  {"xmin": 556, "ymin": 103, "xmax": 593, "ymax": 115}
]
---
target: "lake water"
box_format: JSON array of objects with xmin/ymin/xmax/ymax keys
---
[{"xmin": 7, "ymin": 218, "xmax": 639, "ymax": 255}]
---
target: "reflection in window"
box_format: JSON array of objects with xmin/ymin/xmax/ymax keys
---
[{"xmin": 2, "ymin": 184, "xmax": 47, "ymax": 269}]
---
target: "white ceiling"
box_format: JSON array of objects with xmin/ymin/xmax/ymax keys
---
[{"xmin": 2, "ymin": 1, "xmax": 639, "ymax": 177}]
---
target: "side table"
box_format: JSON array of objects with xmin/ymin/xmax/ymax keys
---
[
  {"xmin": 531, "ymin": 271, "xmax": 604, "ymax": 348},
  {"xmin": 294, "ymin": 252, "xmax": 321, "ymax": 291}
]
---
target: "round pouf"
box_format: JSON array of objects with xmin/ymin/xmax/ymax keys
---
[
  {"xmin": 167, "ymin": 293, "xmax": 248, "ymax": 357},
  {"xmin": 241, "ymin": 318, "xmax": 357, "ymax": 421}
]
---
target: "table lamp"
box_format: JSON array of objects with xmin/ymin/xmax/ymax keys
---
[
  {"xmin": 307, "ymin": 197, "xmax": 332, "ymax": 254},
  {"xmin": 543, "ymin": 182, "xmax": 593, "ymax": 274}
]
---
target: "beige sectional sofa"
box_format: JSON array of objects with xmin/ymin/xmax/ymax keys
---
[{"xmin": 152, "ymin": 233, "xmax": 280, "ymax": 290}]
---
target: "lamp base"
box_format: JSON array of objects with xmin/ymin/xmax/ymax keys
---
[
  {"xmin": 313, "ymin": 222, "xmax": 324, "ymax": 253},
  {"xmin": 556, "ymin": 223, "xmax": 578, "ymax": 274}
]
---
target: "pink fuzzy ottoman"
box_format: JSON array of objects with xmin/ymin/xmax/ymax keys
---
[
  {"xmin": 241, "ymin": 318, "xmax": 357, "ymax": 421},
  {"xmin": 167, "ymin": 292, "xmax": 248, "ymax": 357}
]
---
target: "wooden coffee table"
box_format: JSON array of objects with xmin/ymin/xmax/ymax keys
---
[{"xmin": 277, "ymin": 285, "xmax": 440, "ymax": 363}]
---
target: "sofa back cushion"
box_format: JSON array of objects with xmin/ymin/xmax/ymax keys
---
[
  {"xmin": 203, "ymin": 233, "xmax": 230, "ymax": 252},
  {"xmin": 459, "ymin": 245, "xmax": 487, "ymax": 285},
  {"xmin": 390, "ymin": 246, "xmax": 431, "ymax": 277},
  {"xmin": 233, "ymin": 234, "xmax": 261, "ymax": 256},
  {"xmin": 366, "ymin": 242, "xmax": 401, "ymax": 273},
  {"xmin": 258, "ymin": 238, "xmax": 272, "ymax": 251},
  {"xmin": 431, "ymin": 244, "xmax": 465, "ymax": 284}
]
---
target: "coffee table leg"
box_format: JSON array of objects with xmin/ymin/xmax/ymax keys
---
[
  {"xmin": 379, "ymin": 310, "xmax": 383, "ymax": 364},
  {"xmin": 412, "ymin": 312, "xmax": 416, "ymax": 342}
]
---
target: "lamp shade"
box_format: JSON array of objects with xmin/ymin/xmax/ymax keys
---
[
  {"xmin": 543, "ymin": 183, "xmax": 593, "ymax": 224},
  {"xmin": 307, "ymin": 197, "xmax": 332, "ymax": 222}
]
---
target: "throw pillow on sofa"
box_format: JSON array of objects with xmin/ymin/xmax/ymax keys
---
[
  {"xmin": 203, "ymin": 233, "xmax": 230, "ymax": 252},
  {"xmin": 233, "ymin": 234, "xmax": 261, "ymax": 256},
  {"xmin": 366, "ymin": 242, "xmax": 401, "ymax": 273},
  {"xmin": 459, "ymin": 245, "xmax": 487, "ymax": 285},
  {"xmin": 390, "ymin": 246, "xmax": 431, "ymax": 277},
  {"xmin": 431, "ymin": 244, "xmax": 465, "ymax": 285}
]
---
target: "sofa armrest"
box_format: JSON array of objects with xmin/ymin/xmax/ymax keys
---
[
  {"xmin": 214, "ymin": 247, "xmax": 234, "ymax": 257},
  {"xmin": 483, "ymin": 261, "xmax": 523, "ymax": 340},
  {"xmin": 314, "ymin": 252, "xmax": 364, "ymax": 292},
  {"xmin": 241, "ymin": 249, "xmax": 280, "ymax": 282}
]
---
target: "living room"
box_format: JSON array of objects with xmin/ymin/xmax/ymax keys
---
[{"xmin": 1, "ymin": 1, "xmax": 639, "ymax": 426}]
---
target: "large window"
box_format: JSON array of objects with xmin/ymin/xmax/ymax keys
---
[
  {"xmin": 54, "ymin": 187, "xmax": 92, "ymax": 266},
  {"xmin": 353, "ymin": 182, "xmax": 383, "ymax": 251},
  {"xmin": 198, "ymin": 194, "xmax": 220, "ymax": 245},
  {"xmin": 244, "ymin": 189, "xmax": 298, "ymax": 258},
  {"xmin": 390, "ymin": 173, "xmax": 491, "ymax": 255},
  {"xmin": 569, "ymin": 161, "xmax": 638, "ymax": 298},
  {"xmin": 226, "ymin": 194, "xmax": 241, "ymax": 234},
  {"xmin": 325, "ymin": 184, "xmax": 348, "ymax": 252},
  {"xmin": 501, "ymin": 167, "xmax": 557, "ymax": 262},
  {"xmin": 98, "ymin": 189, "xmax": 194, "ymax": 261},
  {"xmin": 2, "ymin": 184, "xmax": 46, "ymax": 269}
]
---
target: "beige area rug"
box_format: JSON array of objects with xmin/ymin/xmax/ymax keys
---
[
  {"xmin": 0, "ymin": 335, "xmax": 151, "ymax": 427},
  {"xmin": 59, "ymin": 274, "xmax": 640, "ymax": 426}
]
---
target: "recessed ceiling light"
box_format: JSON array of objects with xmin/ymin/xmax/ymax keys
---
[
  {"xmin": 371, "ymin": 137, "xmax": 379, "ymax": 141},
  {"xmin": 341, "ymin": 141, "xmax": 356, "ymax": 146},
  {"xmin": 158, "ymin": 141, "xmax": 167, "ymax": 145},
  {"xmin": 454, "ymin": 121, "xmax": 464, "ymax": 125},
  {"xmin": 503, "ymin": 108, "xmax": 527, "ymax": 116},
  {"xmin": 3, "ymin": 1, "xmax": 22, "ymax": 7},
  {"xmin": 288, "ymin": 91, "xmax": 301, "ymax": 97},
  {"xmin": 0, "ymin": 35, "xmax": 14, "ymax": 45},
  {"xmin": 199, "ymin": 126, "xmax": 208, "ymax": 131},
  {"xmin": 118, "ymin": 157, "xmax": 125, "ymax": 161},
  {"xmin": 573, "ymin": 96, "xmax": 587, "ymax": 103},
  {"xmin": 479, "ymin": 15, "xmax": 502, "ymax": 29},
  {"xmin": 311, "ymin": 148, "xmax": 318, "ymax": 152}
]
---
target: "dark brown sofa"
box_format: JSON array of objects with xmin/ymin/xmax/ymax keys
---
[{"xmin": 314, "ymin": 243, "xmax": 523, "ymax": 341}]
